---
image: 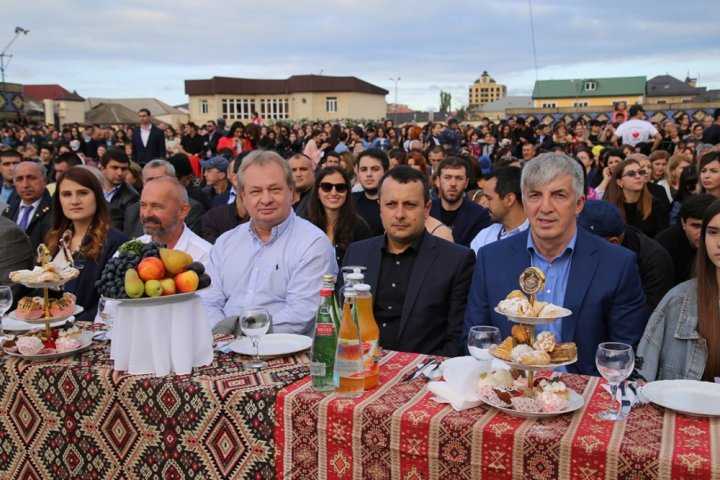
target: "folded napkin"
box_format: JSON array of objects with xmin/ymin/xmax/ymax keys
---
[
  {"xmin": 600, "ymin": 381, "xmax": 647, "ymax": 409},
  {"xmin": 426, "ymin": 356, "xmax": 509, "ymax": 411}
]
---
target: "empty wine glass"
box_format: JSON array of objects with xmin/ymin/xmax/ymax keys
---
[
  {"xmin": 0, "ymin": 286, "xmax": 12, "ymax": 342},
  {"xmin": 596, "ymin": 342, "xmax": 635, "ymax": 421},
  {"xmin": 98, "ymin": 297, "xmax": 117, "ymax": 353},
  {"xmin": 240, "ymin": 306, "xmax": 271, "ymax": 369},
  {"xmin": 468, "ymin": 325, "xmax": 501, "ymax": 369}
]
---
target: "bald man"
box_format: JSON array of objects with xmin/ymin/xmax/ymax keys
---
[
  {"xmin": 137, "ymin": 176, "xmax": 212, "ymax": 264},
  {"xmin": 2, "ymin": 161, "xmax": 53, "ymax": 250}
]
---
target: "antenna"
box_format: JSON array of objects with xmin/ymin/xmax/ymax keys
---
[{"xmin": 1, "ymin": 26, "xmax": 30, "ymax": 83}]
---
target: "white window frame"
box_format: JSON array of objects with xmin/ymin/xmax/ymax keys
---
[
  {"xmin": 541, "ymin": 102, "xmax": 557, "ymax": 108},
  {"xmin": 221, "ymin": 98, "xmax": 255, "ymax": 120},
  {"xmin": 259, "ymin": 98, "xmax": 289, "ymax": 120},
  {"xmin": 199, "ymin": 99, "xmax": 209, "ymax": 114},
  {"xmin": 584, "ymin": 81, "xmax": 597, "ymax": 91},
  {"xmin": 326, "ymin": 96, "xmax": 338, "ymax": 113}
]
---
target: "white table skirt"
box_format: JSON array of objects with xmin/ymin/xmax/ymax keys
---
[{"xmin": 111, "ymin": 295, "xmax": 213, "ymax": 376}]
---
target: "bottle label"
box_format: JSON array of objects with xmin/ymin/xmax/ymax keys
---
[
  {"xmin": 316, "ymin": 323, "xmax": 334, "ymax": 336},
  {"xmin": 309, "ymin": 362, "xmax": 326, "ymax": 376},
  {"xmin": 362, "ymin": 340, "xmax": 380, "ymax": 374},
  {"xmin": 334, "ymin": 339, "xmax": 364, "ymax": 376}
]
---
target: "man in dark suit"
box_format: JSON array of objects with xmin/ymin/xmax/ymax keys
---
[
  {"xmin": 2, "ymin": 161, "xmax": 53, "ymax": 250},
  {"xmin": 0, "ymin": 216, "xmax": 34, "ymax": 308},
  {"xmin": 131, "ymin": 108, "xmax": 166, "ymax": 165},
  {"xmin": 430, "ymin": 156, "xmax": 491, "ymax": 247},
  {"xmin": 342, "ymin": 166, "xmax": 476, "ymax": 357},
  {"xmin": 99, "ymin": 149, "xmax": 139, "ymax": 231},
  {"xmin": 463, "ymin": 153, "xmax": 648, "ymax": 376}
]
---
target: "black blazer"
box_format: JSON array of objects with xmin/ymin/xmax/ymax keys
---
[
  {"xmin": 2, "ymin": 190, "xmax": 53, "ymax": 250},
  {"xmin": 430, "ymin": 197, "xmax": 491, "ymax": 247},
  {"xmin": 342, "ymin": 232, "xmax": 476, "ymax": 357},
  {"xmin": 132, "ymin": 124, "xmax": 166, "ymax": 165}
]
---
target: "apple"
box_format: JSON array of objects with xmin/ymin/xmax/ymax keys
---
[
  {"xmin": 137, "ymin": 257, "xmax": 165, "ymax": 281},
  {"xmin": 175, "ymin": 270, "xmax": 199, "ymax": 293},
  {"xmin": 160, "ymin": 278, "xmax": 176, "ymax": 296},
  {"xmin": 144, "ymin": 279, "xmax": 164, "ymax": 297}
]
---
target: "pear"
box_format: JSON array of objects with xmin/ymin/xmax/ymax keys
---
[
  {"xmin": 124, "ymin": 268, "xmax": 145, "ymax": 298},
  {"xmin": 159, "ymin": 248, "xmax": 192, "ymax": 275}
]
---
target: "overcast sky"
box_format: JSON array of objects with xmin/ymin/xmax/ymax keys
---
[{"xmin": 4, "ymin": 1, "xmax": 720, "ymax": 112}]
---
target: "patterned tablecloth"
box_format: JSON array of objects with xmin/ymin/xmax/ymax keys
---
[
  {"xmin": 0, "ymin": 328, "xmax": 309, "ymax": 479},
  {"xmin": 276, "ymin": 351, "xmax": 720, "ymax": 480}
]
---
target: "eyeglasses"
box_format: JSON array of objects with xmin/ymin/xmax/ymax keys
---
[
  {"xmin": 319, "ymin": 182, "xmax": 348, "ymax": 193},
  {"xmin": 622, "ymin": 169, "xmax": 647, "ymax": 178}
]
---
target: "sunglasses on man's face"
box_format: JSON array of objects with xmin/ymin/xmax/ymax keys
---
[
  {"xmin": 622, "ymin": 169, "xmax": 647, "ymax": 178},
  {"xmin": 319, "ymin": 182, "xmax": 348, "ymax": 193}
]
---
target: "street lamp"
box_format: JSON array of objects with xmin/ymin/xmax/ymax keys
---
[
  {"xmin": 389, "ymin": 77, "xmax": 400, "ymax": 125},
  {"xmin": 1, "ymin": 27, "xmax": 30, "ymax": 83}
]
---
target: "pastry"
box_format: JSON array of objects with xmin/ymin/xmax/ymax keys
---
[
  {"xmin": 533, "ymin": 331, "xmax": 556, "ymax": 353},
  {"xmin": 16, "ymin": 336, "xmax": 43, "ymax": 355},
  {"xmin": 518, "ymin": 350, "xmax": 551, "ymax": 366},
  {"xmin": 497, "ymin": 297, "xmax": 533, "ymax": 316},
  {"xmin": 507, "ymin": 290, "xmax": 527, "ymax": 301},
  {"xmin": 511, "ymin": 325, "xmax": 532, "ymax": 344},
  {"xmin": 537, "ymin": 378, "xmax": 570, "ymax": 400},
  {"xmin": 537, "ymin": 390, "xmax": 569, "ymax": 413},
  {"xmin": 531, "ymin": 301, "xmax": 548, "ymax": 317},
  {"xmin": 15, "ymin": 297, "xmax": 44, "ymax": 320},
  {"xmin": 477, "ymin": 369, "xmax": 514, "ymax": 388},
  {"xmin": 538, "ymin": 304, "xmax": 567, "ymax": 318},
  {"xmin": 9, "ymin": 262, "xmax": 79, "ymax": 284},
  {"xmin": 490, "ymin": 337, "xmax": 514, "ymax": 361},
  {"xmin": 549, "ymin": 342, "xmax": 577, "ymax": 363},
  {"xmin": 510, "ymin": 344, "xmax": 535, "ymax": 363},
  {"xmin": 49, "ymin": 293, "xmax": 76, "ymax": 317},
  {"xmin": 55, "ymin": 337, "xmax": 80, "ymax": 353}
]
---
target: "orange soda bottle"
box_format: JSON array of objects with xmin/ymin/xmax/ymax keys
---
[
  {"xmin": 353, "ymin": 283, "xmax": 380, "ymax": 389},
  {"xmin": 333, "ymin": 287, "xmax": 365, "ymax": 397}
]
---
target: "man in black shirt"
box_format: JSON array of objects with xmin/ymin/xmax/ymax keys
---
[
  {"xmin": 342, "ymin": 166, "xmax": 475, "ymax": 356},
  {"xmin": 351, "ymin": 149, "xmax": 388, "ymax": 236},
  {"xmin": 179, "ymin": 122, "xmax": 206, "ymax": 156}
]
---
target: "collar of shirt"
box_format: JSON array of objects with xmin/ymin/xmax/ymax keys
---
[
  {"xmin": 249, "ymin": 210, "xmax": 295, "ymax": 245},
  {"xmin": 500, "ymin": 218, "xmax": 530, "ymax": 240},
  {"xmin": 21, "ymin": 197, "xmax": 43, "ymax": 210},
  {"xmin": 103, "ymin": 185, "xmax": 121, "ymax": 202},
  {"xmin": 526, "ymin": 228, "xmax": 577, "ymax": 262},
  {"xmin": 381, "ymin": 229, "xmax": 425, "ymax": 255}
]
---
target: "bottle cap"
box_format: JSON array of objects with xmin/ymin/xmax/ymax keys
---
[
  {"xmin": 319, "ymin": 288, "xmax": 333, "ymax": 296},
  {"xmin": 346, "ymin": 273, "xmax": 364, "ymax": 283},
  {"xmin": 354, "ymin": 283, "xmax": 370, "ymax": 292},
  {"xmin": 343, "ymin": 286, "xmax": 357, "ymax": 297}
]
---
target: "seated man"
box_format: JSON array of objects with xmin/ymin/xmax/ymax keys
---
[
  {"xmin": 200, "ymin": 150, "xmax": 337, "ymax": 334},
  {"xmin": 463, "ymin": 153, "xmax": 648, "ymax": 375},
  {"xmin": 342, "ymin": 166, "xmax": 475, "ymax": 357},
  {"xmin": 2, "ymin": 161, "xmax": 52, "ymax": 250},
  {"xmin": 137, "ymin": 176, "xmax": 212, "ymax": 264},
  {"xmin": 0, "ymin": 216, "xmax": 33, "ymax": 308},
  {"xmin": 99, "ymin": 149, "xmax": 139, "ymax": 231}
]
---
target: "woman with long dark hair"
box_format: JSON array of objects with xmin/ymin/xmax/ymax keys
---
[
  {"xmin": 638, "ymin": 198, "xmax": 720, "ymax": 381},
  {"xmin": 306, "ymin": 167, "xmax": 370, "ymax": 264},
  {"xmin": 216, "ymin": 121, "xmax": 245, "ymax": 156},
  {"xmin": 604, "ymin": 159, "xmax": 668, "ymax": 236},
  {"xmin": 46, "ymin": 166, "xmax": 128, "ymax": 321}
]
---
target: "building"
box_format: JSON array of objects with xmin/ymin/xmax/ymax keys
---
[
  {"xmin": 468, "ymin": 71, "xmax": 506, "ymax": 107},
  {"xmin": 85, "ymin": 98, "xmax": 188, "ymax": 127},
  {"xmin": 469, "ymin": 96, "xmax": 533, "ymax": 121},
  {"xmin": 645, "ymin": 75, "xmax": 706, "ymax": 105},
  {"xmin": 184, "ymin": 74, "xmax": 388, "ymax": 123},
  {"xmin": 23, "ymin": 84, "xmax": 85, "ymax": 125},
  {"xmin": 532, "ymin": 77, "xmax": 646, "ymax": 109}
]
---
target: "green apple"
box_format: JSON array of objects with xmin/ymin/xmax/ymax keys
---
[{"xmin": 144, "ymin": 279, "xmax": 164, "ymax": 297}]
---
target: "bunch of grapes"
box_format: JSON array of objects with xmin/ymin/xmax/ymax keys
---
[{"xmin": 96, "ymin": 241, "xmax": 167, "ymax": 298}]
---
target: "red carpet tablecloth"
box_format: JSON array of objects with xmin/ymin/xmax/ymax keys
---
[
  {"xmin": 276, "ymin": 351, "xmax": 720, "ymax": 480},
  {"xmin": 0, "ymin": 331, "xmax": 309, "ymax": 479}
]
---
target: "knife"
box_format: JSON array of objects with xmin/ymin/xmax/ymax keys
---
[{"xmin": 402, "ymin": 359, "xmax": 438, "ymax": 382}]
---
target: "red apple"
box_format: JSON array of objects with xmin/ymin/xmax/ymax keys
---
[
  {"xmin": 160, "ymin": 278, "xmax": 176, "ymax": 296},
  {"xmin": 175, "ymin": 270, "xmax": 199, "ymax": 293},
  {"xmin": 137, "ymin": 257, "xmax": 165, "ymax": 281}
]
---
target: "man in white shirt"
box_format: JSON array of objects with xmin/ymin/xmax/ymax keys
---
[
  {"xmin": 612, "ymin": 105, "xmax": 662, "ymax": 153},
  {"xmin": 470, "ymin": 167, "xmax": 528, "ymax": 253},
  {"xmin": 200, "ymin": 150, "xmax": 336, "ymax": 334},
  {"xmin": 137, "ymin": 176, "xmax": 211, "ymax": 264}
]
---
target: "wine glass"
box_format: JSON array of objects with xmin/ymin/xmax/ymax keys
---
[
  {"xmin": 0, "ymin": 286, "xmax": 12, "ymax": 342},
  {"xmin": 596, "ymin": 342, "xmax": 635, "ymax": 421},
  {"xmin": 98, "ymin": 297, "xmax": 117, "ymax": 353},
  {"xmin": 467, "ymin": 325, "xmax": 501, "ymax": 369},
  {"xmin": 240, "ymin": 306, "xmax": 271, "ymax": 369}
]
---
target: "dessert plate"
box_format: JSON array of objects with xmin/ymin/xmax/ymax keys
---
[
  {"xmin": 489, "ymin": 350, "xmax": 577, "ymax": 371},
  {"xmin": 229, "ymin": 334, "xmax": 312, "ymax": 358},
  {"xmin": 483, "ymin": 390, "xmax": 584, "ymax": 419},
  {"xmin": 4, "ymin": 316, "xmax": 73, "ymax": 332},
  {"xmin": 643, "ymin": 380, "xmax": 720, "ymax": 417},
  {"xmin": 3, "ymin": 331, "xmax": 94, "ymax": 361},
  {"xmin": 494, "ymin": 307, "xmax": 572, "ymax": 325},
  {"xmin": 9, "ymin": 305, "xmax": 84, "ymax": 324}
]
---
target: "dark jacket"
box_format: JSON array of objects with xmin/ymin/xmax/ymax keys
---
[
  {"xmin": 132, "ymin": 124, "xmax": 166, "ymax": 165},
  {"xmin": 622, "ymin": 226, "xmax": 674, "ymax": 313},
  {"xmin": 655, "ymin": 223, "xmax": 696, "ymax": 286},
  {"xmin": 0, "ymin": 216, "xmax": 33, "ymax": 308},
  {"xmin": 108, "ymin": 182, "xmax": 139, "ymax": 232},
  {"xmin": 342, "ymin": 231, "xmax": 476, "ymax": 357},
  {"xmin": 430, "ymin": 197, "xmax": 491, "ymax": 248},
  {"xmin": 2, "ymin": 190, "xmax": 53, "ymax": 250},
  {"xmin": 201, "ymin": 202, "xmax": 247, "ymax": 244}
]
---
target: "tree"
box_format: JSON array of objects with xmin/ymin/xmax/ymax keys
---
[{"xmin": 439, "ymin": 91, "xmax": 452, "ymax": 114}]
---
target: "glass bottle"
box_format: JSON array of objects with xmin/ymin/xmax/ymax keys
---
[
  {"xmin": 310, "ymin": 287, "xmax": 338, "ymax": 392},
  {"xmin": 333, "ymin": 287, "xmax": 364, "ymax": 398},
  {"xmin": 354, "ymin": 283, "xmax": 380, "ymax": 390}
]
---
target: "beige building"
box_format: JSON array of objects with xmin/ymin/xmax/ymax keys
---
[
  {"xmin": 185, "ymin": 75, "xmax": 388, "ymax": 123},
  {"xmin": 468, "ymin": 71, "xmax": 507, "ymax": 108},
  {"xmin": 85, "ymin": 98, "xmax": 189, "ymax": 127},
  {"xmin": 23, "ymin": 85, "xmax": 85, "ymax": 125}
]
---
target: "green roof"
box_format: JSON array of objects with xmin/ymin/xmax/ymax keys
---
[{"xmin": 532, "ymin": 76, "xmax": 646, "ymax": 99}]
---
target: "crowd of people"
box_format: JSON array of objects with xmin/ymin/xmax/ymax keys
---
[{"xmin": 1, "ymin": 104, "xmax": 720, "ymax": 381}]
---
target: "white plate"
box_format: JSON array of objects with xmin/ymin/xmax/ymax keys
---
[
  {"xmin": 486, "ymin": 390, "xmax": 584, "ymax": 418},
  {"xmin": 494, "ymin": 307, "xmax": 572, "ymax": 325},
  {"xmin": 3, "ymin": 315, "xmax": 73, "ymax": 332},
  {"xmin": 105, "ymin": 286, "xmax": 209, "ymax": 306},
  {"xmin": 9, "ymin": 305, "xmax": 84, "ymax": 324},
  {"xmin": 229, "ymin": 333, "xmax": 312, "ymax": 358},
  {"xmin": 489, "ymin": 351, "xmax": 577, "ymax": 371},
  {"xmin": 2, "ymin": 331, "xmax": 94, "ymax": 361},
  {"xmin": 643, "ymin": 380, "xmax": 720, "ymax": 417}
]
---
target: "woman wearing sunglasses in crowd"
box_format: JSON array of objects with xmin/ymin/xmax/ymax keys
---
[
  {"xmin": 306, "ymin": 167, "xmax": 371, "ymax": 265},
  {"xmin": 46, "ymin": 166, "xmax": 128, "ymax": 321},
  {"xmin": 605, "ymin": 159, "xmax": 669, "ymax": 237}
]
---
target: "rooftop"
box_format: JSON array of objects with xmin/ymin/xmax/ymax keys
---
[
  {"xmin": 533, "ymin": 76, "xmax": 646, "ymax": 99},
  {"xmin": 23, "ymin": 84, "xmax": 84, "ymax": 102},
  {"xmin": 185, "ymin": 74, "xmax": 388, "ymax": 96}
]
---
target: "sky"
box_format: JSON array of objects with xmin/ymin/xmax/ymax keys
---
[{"xmin": 3, "ymin": 1, "xmax": 720, "ymax": 113}]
